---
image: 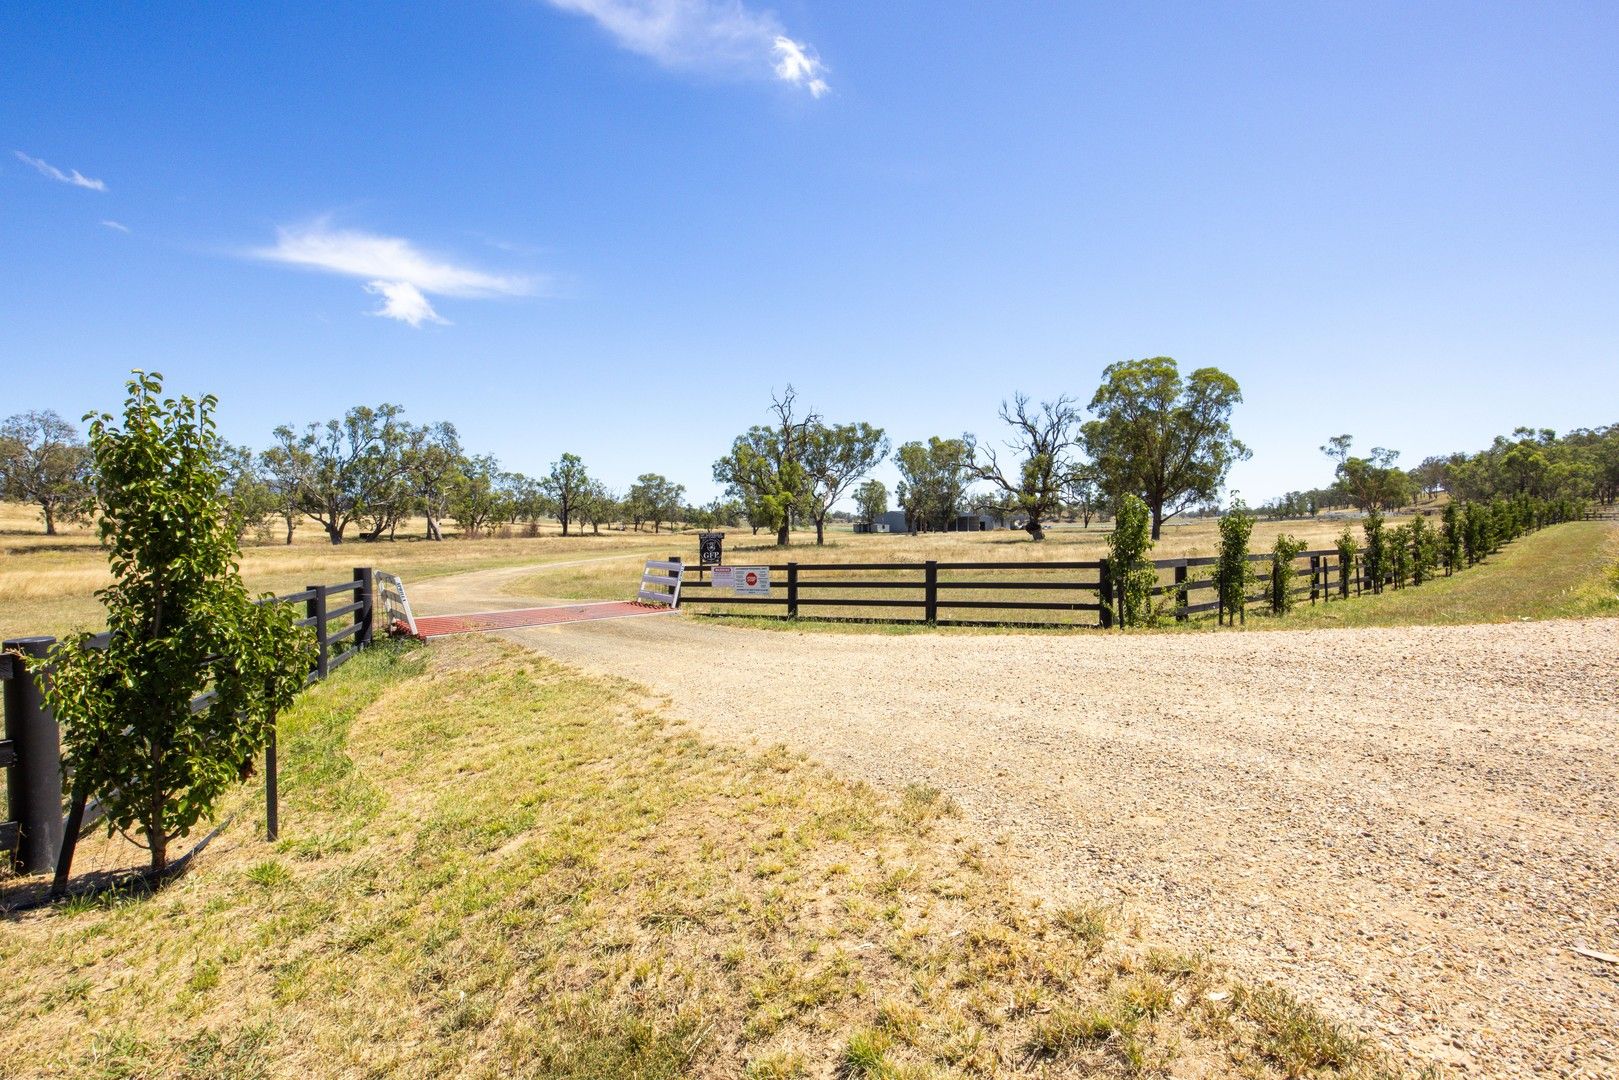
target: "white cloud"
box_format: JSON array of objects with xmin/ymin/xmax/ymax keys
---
[
  {"xmin": 101, "ymin": 219, "xmax": 130, "ymax": 233},
  {"xmin": 250, "ymin": 221, "xmax": 535, "ymax": 327},
  {"xmin": 546, "ymin": 0, "xmax": 829, "ymax": 95},
  {"xmin": 365, "ymin": 280, "xmax": 447, "ymax": 327},
  {"xmin": 771, "ymin": 35, "xmax": 828, "ymax": 97},
  {"xmin": 14, "ymin": 150, "xmax": 107, "ymax": 191}
]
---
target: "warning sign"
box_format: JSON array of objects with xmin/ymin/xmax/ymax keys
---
[
  {"xmin": 734, "ymin": 566, "xmax": 770, "ymax": 596},
  {"xmin": 710, "ymin": 566, "xmax": 734, "ymax": 590}
]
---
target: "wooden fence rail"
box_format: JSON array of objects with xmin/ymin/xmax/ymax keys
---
[{"xmin": 2, "ymin": 568, "xmax": 376, "ymax": 879}]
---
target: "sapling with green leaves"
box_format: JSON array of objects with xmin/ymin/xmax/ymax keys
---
[
  {"xmin": 1334, "ymin": 528, "xmax": 1358, "ymax": 597},
  {"xmin": 1362, "ymin": 508, "xmax": 1387, "ymax": 592},
  {"xmin": 1410, "ymin": 513, "xmax": 1439, "ymax": 585},
  {"xmin": 1215, "ymin": 501, "xmax": 1256, "ymax": 625},
  {"xmin": 1106, "ymin": 493, "xmax": 1159, "ymax": 627},
  {"xmin": 1270, "ymin": 533, "xmax": 1307, "ymax": 614},
  {"xmin": 1442, "ymin": 502, "xmax": 1462, "ymax": 573},
  {"xmin": 1387, "ymin": 522, "xmax": 1414, "ymax": 588},
  {"xmin": 44, "ymin": 372, "xmax": 314, "ymax": 875}
]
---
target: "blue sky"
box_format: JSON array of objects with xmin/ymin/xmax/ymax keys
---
[{"xmin": 4, "ymin": 1, "xmax": 1616, "ymax": 508}]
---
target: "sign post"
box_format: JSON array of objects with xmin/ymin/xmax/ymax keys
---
[{"xmin": 698, "ymin": 531, "xmax": 725, "ymax": 567}]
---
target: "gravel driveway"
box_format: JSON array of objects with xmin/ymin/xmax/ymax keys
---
[{"xmin": 411, "ymin": 566, "xmax": 1618, "ymax": 1076}]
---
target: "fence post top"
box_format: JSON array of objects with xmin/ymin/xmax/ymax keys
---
[{"xmin": 3, "ymin": 636, "xmax": 57, "ymax": 651}]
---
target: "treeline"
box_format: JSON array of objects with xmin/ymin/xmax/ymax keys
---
[
  {"xmin": 716, "ymin": 357, "xmax": 1250, "ymax": 544},
  {"xmin": 1259, "ymin": 425, "xmax": 1619, "ymax": 520},
  {"xmin": 0, "ymin": 403, "xmax": 723, "ymax": 544}
]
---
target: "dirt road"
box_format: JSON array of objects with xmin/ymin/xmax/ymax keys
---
[{"xmin": 415, "ymin": 564, "xmax": 1619, "ymax": 1075}]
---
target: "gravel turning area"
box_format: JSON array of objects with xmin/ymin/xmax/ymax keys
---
[{"xmin": 409, "ymin": 571, "xmax": 1619, "ymax": 1076}]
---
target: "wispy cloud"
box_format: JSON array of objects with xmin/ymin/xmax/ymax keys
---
[
  {"xmin": 101, "ymin": 219, "xmax": 130, "ymax": 233},
  {"xmin": 546, "ymin": 0, "xmax": 829, "ymax": 96},
  {"xmin": 251, "ymin": 221, "xmax": 535, "ymax": 327},
  {"xmin": 14, "ymin": 150, "xmax": 107, "ymax": 191}
]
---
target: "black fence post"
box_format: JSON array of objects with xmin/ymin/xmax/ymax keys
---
[
  {"xmin": 1097, "ymin": 558, "xmax": 1114, "ymax": 629},
  {"xmin": 924, "ymin": 561, "xmax": 938, "ymax": 623},
  {"xmin": 4, "ymin": 637, "xmax": 65, "ymax": 875},
  {"xmin": 307, "ymin": 585, "xmax": 330, "ymax": 679},
  {"xmin": 1310, "ymin": 555, "xmax": 1320, "ymax": 605},
  {"xmin": 353, "ymin": 567, "xmax": 374, "ymax": 647},
  {"xmin": 786, "ymin": 563, "xmax": 799, "ymax": 619},
  {"xmin": 265, "ymin": 710, "xmax": 279, "ymax": 842},
  {"xmin": 1173, "ymin": 562, "xmax": 1188, "ymax": 622}
]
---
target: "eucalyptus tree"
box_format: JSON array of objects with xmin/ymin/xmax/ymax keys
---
[
  {"xmin": 968, "ymin": 394, "xmax": 1087, "ymax": 541},
  {"xmin": 803, "ymin": 421, "xmax": 889, "ymax": 544},
  {"xmin": 895, "ymin": 435, "xmax": 975, "ymax": 532},
  {"xmin": 1084, "ymin": 357, "xmax": 1249, "ymax": 539},
  {"xmin": 404, "ymin": 421, "xmax": 463, "ymax": 541},
  {"xmin": 543, "ymin": 452, "xmax": 591, "ymax": 536},
  {"xmin": 854, "ymin": 479, "xmax": 888, "ymax": 526},
  {"xmin": 277, "ymin": 403, "xmax": 410, "ymax": 544},
  {"xmin": 713, "ymin": 386, "xmax": 820, "ymax": 546},
  {"xmin": 0, "ymin": 409, "xmax": 94, "ymax": 534}
]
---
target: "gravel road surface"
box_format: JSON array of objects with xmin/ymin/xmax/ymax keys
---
[{"xmin": 409, "ymin": 569, "xmax": 1619, "ymax": 1075}]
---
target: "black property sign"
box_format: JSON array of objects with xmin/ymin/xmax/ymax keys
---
[{"xmin": 698, "ymin": 531, "xmax": 725, "ymax": 566}]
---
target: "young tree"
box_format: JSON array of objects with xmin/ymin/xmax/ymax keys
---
[
  {"xmin": 543, "ymin": 452, "xmax": 590, "ymax": 536},
  {"xmin": 1065, "ymin": 472, "xmax": 1100, "ymax": 527},
  {"xmin": 895, "ymin": 435, "xmax": 975, "ymax": 532},
  {"xmin": 45, "ymin": 373, "xmax": 311, "ymax": 875},
  {"xmin": 854, "ymin": 479, "xmax": 888, "ymax": 526},
  {"xmin": 1214, "ymin": 502, "xmax": 1257, "ymax": 625},
  {"xmin": 577, "ymin": 481, "xmax": 620, "ymax": 535},
  {"xmin": 713, "ymin": 386, "xmax": 820, "ymax": 546},
  {"xmin": 802, "ymin": 421, "xmax": 889, "ymax": 544},
  {"xmin": 1107, "ymin": 493, "xmax": 1157, "ymax": 627},
  {"xmin": 0, "ymin": 409, "xmax": 94, "ymax": 535},
  {"xmin": 1084, "ymin": 357, "xmax": 1250, "ymax": 539},
  {"xmin": 969, "ymin": 395, "xmax": 1087, "ymax": 541}
]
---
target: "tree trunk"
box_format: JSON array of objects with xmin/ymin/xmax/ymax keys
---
[
  {"xmin": 42, "ymin": 503, "xmax": 56, "ymax": 535},
  {"xmin": 560, "ymin": 515, "xmax": 570, "ymax": 537},
  {"xmin": 326, "ymin": 522, "xmax": 344, "ymax": 544},
  {"xmin": 776, "ymin": 521, "xmax": 790, "ymax": 546},
  {"xmin": 148, "ymin": 787, "xmax": 168, "ymax": 873},
  {"xmin": 1025, "ymin": 517, "xmax": 1046, "ymax": 541},
  {"xmin": 284, "ymin": 515, "xmax": 295, "ymax": 545},
  {"xmin": 815, "ymin": 516, "xmax": 826, "ymax": 545},
  {"xmin": 426, "ymin": 515, "xmax": 442, "ymax": 541},
  {"xmin": 1150, "ymin": 504, "xmax": 1163, "ymax": 541}
]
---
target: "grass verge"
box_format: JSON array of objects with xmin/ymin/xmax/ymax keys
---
[{"xmin": 0, "ymin": 635, "xmax": 1417, "ymax": 1078}]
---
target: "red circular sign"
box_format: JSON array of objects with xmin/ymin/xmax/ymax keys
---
[{"xmin": 744, "ymin": 571, "xmax": 759, "ymax": 586}]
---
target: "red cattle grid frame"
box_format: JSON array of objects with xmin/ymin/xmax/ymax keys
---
[{"xmin": 413, "ymin": 600, "xmax": 675, "ymax": 638}]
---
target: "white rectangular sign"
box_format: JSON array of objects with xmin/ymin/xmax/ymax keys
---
[
  {"xmin": 710, "ymin": 566, "xmax": 734, "ymax": 590},
  {"xmin": 733, "ymin": 566, "xmax": 771, "ymax": 595}
]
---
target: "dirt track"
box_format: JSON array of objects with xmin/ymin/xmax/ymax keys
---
[{"xmin": 409, "ymin": 569, "xmax": 1619, "ymax": 1076}]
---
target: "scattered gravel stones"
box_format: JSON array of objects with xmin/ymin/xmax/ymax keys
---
[{"xmin": 418, "ymin": 579, "xmax": 1617, "ymax": 1078}]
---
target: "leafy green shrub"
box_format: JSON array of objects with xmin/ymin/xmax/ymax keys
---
[
  {"xmin": 1334, "ymin": 528, "xmax": 1358, "ymax": 597},
  {"xmin": 1361, "ymin": 508, "xmax": 1386, "ymax": 592},
  {"xmin": 44, "ymin": 372, "xmax": 314, "ymax": 873},
  {"xmin": 1441, "ymin": 502, "xmax": 1462, "ymax": 572},
  {"xmin": 1107, "ymin": 493, "xmax": 1159, "ymax": 627},
  {"xmin": 1387, "ymin": 522, "xmax": 1413, "ymax": 588},
  {"xmin": 1215, "ymin": 502, "xmax": 1256, "ymax": 625},
  {"xmin": 1270, "ymin": 533, "xmax": 1306, "ymax": 614},
  {"xmin": 1410, "ymin": 513, "xmax": 1439, "ymax": 585}
]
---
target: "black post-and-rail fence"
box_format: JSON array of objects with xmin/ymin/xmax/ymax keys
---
[
  {"xmin": 676, "ymin": 545, "xmax": 1460, "ymax": 628},
  {"xmin": 2, "ymin": 568, "xmax": 375, "ymax": 885}
]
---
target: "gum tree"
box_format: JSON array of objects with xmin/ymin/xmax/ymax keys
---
[
  {"xmin": 968, "ymin": 395, "xmax": 1087, "ymax": 541},
  {"xmin": 45, "ymin": 373, "xmax": 312, "ymax": 875},
  {"xmin": 1084, "ymin": 357, "xmax": 1250, "ymax": 539},
  {"xmin": 0, "ymin": 409, "xmax": 94, "ymax": 535}
]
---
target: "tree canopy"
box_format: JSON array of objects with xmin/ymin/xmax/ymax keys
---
[{"xmin": 1083, "ymin": 357, "xmax": 1249, "ymax": 539}]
